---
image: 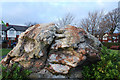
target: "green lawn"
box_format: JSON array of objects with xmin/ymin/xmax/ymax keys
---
[
  {"xmin": 0, "ymin": 49, "xmax": 12, "ymax": 80},
  {"xmin": 0, "ymin": 48, "xmax": 12, "ymax": 56}
]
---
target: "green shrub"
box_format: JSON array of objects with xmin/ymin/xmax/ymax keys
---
[
  {"xmin": 1, "ymin": 63, "xmax": 32, "ymax": 80},
  {"xmin": 82, "ymin": 46, "xmax": 120, "ymax": 80}
]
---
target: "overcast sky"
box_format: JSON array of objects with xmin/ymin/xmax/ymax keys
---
[{"xmin": 0, "ymin": 0, "xmax": 119, "ymax": 26}]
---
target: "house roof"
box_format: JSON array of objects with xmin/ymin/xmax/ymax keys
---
[
  {"xmin": 2, "ymin": 24, "xmax": 29, "ymax": 31},
  {"xmin": 108, "ymin": 33, "xmax": 120, "ymax": 36}
]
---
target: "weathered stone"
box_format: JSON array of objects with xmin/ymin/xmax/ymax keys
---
[
  {"xmin": 29, "ymin": 68, "xmax": 66, "ymax": 78},
  {"xmin": 1, "ymin": 23, "xmax": 102, "ymax": 79},
  {"xmin": 48, "ymin": 53, "xmax": 81, "ymax": 67},
  {"xmin": 47, "ymin": 63, "xmax": 70, "ymax": 74},
  {"xmin": 68, "ymin": 66, "xmax": 83, "ymax": 79},
  {"xmin": 19, "ymin": 61, "xmax": 32, "ymax": 68}
]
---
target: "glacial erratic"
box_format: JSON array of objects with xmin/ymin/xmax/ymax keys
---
[{"xmin": 1, "ymin": 23, "xmax": 102, "ymax": 79}]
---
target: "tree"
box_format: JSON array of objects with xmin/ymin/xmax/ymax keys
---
[
  {"xmin": 56, "ymin": 13, "xmax": 75, "ymax": 27},
  {"xmin": 80, "ymin": 18, "xmax": 91, "ymax": 32},
  {"xmin": 80, "ymin": 10, "xmax": 105, "ymax": 36},
  {"xmin": 106, "ymin": 8, "xmax": 119, "ymax": 33},
  {"xmin": 104, "ymin": 8, "xmax": 120, "ymax": 42},
  {"xmin": 98, "ymin": 17, "xmax": 111, "ymax": 42},
  {"xmin": 118, "ymin": 8, "xmax": 120, "ymax": 32},
  {"xmin": 80, "ymin": 8, "xmax": 120, "ymax": 42}
]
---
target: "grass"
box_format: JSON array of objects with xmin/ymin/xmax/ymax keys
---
[
  {"xmin": 0, "ymin": 48, "xmax": 12, "ymax": 79},
  {"xmin": 0, "ymin": 48, "xmax": 12, "ymax": 56}
]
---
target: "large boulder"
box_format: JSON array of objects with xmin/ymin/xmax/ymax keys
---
[{"xmin": 1, "ymin": 23, "xmax": 102, "ymax": 79}]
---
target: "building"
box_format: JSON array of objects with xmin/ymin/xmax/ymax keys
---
[
  {"xmin": 99, "ymin": 33, "xmax": 120, "ymax": 43},
  {"xmin": 0, "ymin": 23, "xmax": 29, "ymax": 47}
]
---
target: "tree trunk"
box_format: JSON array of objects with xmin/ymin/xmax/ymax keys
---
[
  {"xmin": 100, "ymin": 36, "xmax": 103, "ymax": 43},
  {"xmin": 119, "ymin": 35, "xmax": 120, "ymax": 43},
  {"xmin": 109, "ymin": 26, "xmax": 116, "ymax": 43},
  {"xmin": 111, "ymin": 35, "xmax": 114, "ymax": 42},
  {"xmin": 92, "ymin": 27, "xmax": 94, "ymax": 35}
]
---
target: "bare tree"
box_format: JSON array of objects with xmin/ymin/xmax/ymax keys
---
[
  {"xmin": 118, "ymin": 8, "xmax": 120, "ymax": 32},
  {"xmin": 25, "ymin": 22, "xmax": 38, "ymax": 27},
  {"xmin": 56, "ymin": 13, "xmax": 75, "ymax": 27},
  {"xmin": 80, "ymin": 8, "xmax": 120, "ymax": 42},
  {"xmin": 98, "ymin": 17, "xmax": 111, "ymax": 42},
  {"xmin": 104, "ymin": 8, "xmax": 119, "ymax": 42},
  {"xmin": 80, "ymin": 18, "xmax": 91, "ymax": 32},
  {"xmin": 80, "ymin": 10, "xmax": 105, "ymax": 36},
  {"xmin": 105, "ymin": 8, "xmax": 119, "ymax": 32}
]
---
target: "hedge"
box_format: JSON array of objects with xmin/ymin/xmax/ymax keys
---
[{"xmin": 102, "ymin": 42, "xmax": 120, "ymax": 49}]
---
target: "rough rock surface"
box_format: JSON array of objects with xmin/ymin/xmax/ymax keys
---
[{"xmin": 1, "ymin": 23, "xmax": 102, "ymax": 79}]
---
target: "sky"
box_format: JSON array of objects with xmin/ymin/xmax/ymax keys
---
[{"xmin": 0, "ymin": 0, "xmax": 119, "ymax": 26}]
